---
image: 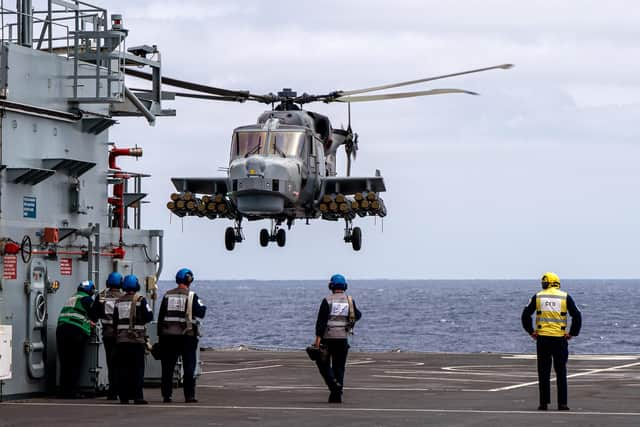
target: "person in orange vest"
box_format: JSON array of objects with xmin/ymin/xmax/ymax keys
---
[{"xmin": 521, "ymin": 272, "xmax": 582, "ymax": 411}]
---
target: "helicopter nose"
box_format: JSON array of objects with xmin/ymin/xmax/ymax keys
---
[{"xmin": 245, "ymin": 157, "xmax": 266, "ymax": 175}]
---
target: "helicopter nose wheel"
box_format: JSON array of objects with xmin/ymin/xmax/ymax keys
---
[
  {"xmin": 343, "ymin": 220, "xmax": 362, "ymax": 251},
  {"xmin": 225, "ymin": 219, "xmax": 244, "ymax": 251},
  {"xmin": 259, "ymin": 221, "xmax": 287, "ymax": 248}
]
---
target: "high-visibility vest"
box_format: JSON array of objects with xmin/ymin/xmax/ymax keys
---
[
  {"xmin": 58, "ymin": 291, "xmax": 92, "ymax": 336},
  {"xmin": 115, "ymin": 293, "xmax": 147, "ymax": 344},
  {"xmin": 323, "ymin": 293, "xmax": 354, "ymax": 339},
  {"xmin": 535, "ymin": 287, "xmax": 568, "ymax": 337},
  {"xmin": 99, "ymin": 288, "xmax": 123, "ymax": 338},
  {"xmin": 160, "ymin": 287, "xmax": 199, "ymax": 336}
]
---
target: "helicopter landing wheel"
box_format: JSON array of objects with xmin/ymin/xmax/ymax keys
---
[
  {"xmin": 259, "ymin": 229, "xmax": 270, "ymax": 247},
  {"xmin": 276, "ymin": 229, "xmax": 286, "ymax": 247},
  {"xmin": 351, "ymin": 227, "xmax": 362, "ymax": 251},
  {"xmin": 225, "ymin": 227, "xmax": 236, "ymax": 251}
]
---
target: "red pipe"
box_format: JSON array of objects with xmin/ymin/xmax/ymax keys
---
[{"xmin": 108, "ymin": 146, "xmax": 143, "ymax": 244}]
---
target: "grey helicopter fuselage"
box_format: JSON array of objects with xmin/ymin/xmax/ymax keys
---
[{"xmin": 228, "ymin": 108, "xmax": 342, "ymax": 219}]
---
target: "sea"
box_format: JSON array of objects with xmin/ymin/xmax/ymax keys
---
[{"xmin": 157, "ymin": 279, "xmax": 639, "ymax": 354}]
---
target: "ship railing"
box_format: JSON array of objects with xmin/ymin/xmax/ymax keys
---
[{"xmin": 0, "ymin": 1, "xmax": 126, "ymax": 104}]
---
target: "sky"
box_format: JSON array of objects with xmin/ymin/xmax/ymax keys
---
[{"xmin": 107, "ymin": 0, "xmax": 640, "ymax": 280}]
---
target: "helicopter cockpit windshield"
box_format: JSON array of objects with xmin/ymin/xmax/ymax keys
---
[
  {"xmin": 269, "ymin": 131, "xmax": 305, "ymax": 158},
  {"xmin": 231, "ymin": 130, "xmax": 306, "ymax": 160}
]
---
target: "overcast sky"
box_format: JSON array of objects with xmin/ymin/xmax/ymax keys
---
[{"xmin": 108, "ymin": 0, "xmax": 640, "ymax": 280}]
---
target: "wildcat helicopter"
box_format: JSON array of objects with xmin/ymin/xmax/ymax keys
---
[{"xmin": 128, "ymin": 63, "xmax": 513, "ymax": 251}]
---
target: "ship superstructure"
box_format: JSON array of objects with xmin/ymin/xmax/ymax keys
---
[{"xmin": 0, "ymin": 0, "xmax": 173, "ymax": 398}]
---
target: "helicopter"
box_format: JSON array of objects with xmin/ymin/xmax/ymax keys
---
[{"xmin": 127, "ymin": 63, "xmax": 513, "ymax": 251}]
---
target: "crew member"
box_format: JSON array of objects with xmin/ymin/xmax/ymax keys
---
[
  {"xmin": 96, "ymin": 271, "xmax": 124, "ymax": 400},
  {"xmin": 521, "ymin": 272, "xmax": 582, "ymax": 411},
  {"xmin": 313, "ymin": 274, "xmax": 361, "ymax": 403},
  {"xmin": 158, "ymin": 268, "xmax": 206, "ymax": 403},
  {"xmin": 56, "ymin": 280, "xmax": 99, "ymax": 398},
  {"xmin": 113, "ymin": 274, "xmax": 153, "ymax": 404}
]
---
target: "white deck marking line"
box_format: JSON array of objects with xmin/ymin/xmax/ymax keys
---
[
  {"xmin": 244, "ymin": 359, "xmax": 282, "ymax": 364},
  {"xmin": 373, "ymin": 375, "xmax": 513, "ymax": 384},
  {"xmin": 347, "ymin": 360, "xmax": 375, "ymax": 366},
  {"xmin": 256, "ymin": 386, "xmax": 433, "ymax": 391},
  {"xmin": 200, "ymin": 364, "xmax": 283, "ymax": 374},
  {"xmin": 503, "ymin": 354, "xmax": 639, "ymax": 361},
  {"xmin": 196, "ymin": 385, "xmax": 224, "ymax": 388},
  {"xmin": 2, "ymin": 402, "xmax": 640, "ymax": 416},
  {"xmin": 386, "ymin": 369, "xmax": 534, "ymax": 378},
  {"xmin": 488, "ymin": 361, "xmax": 640, "ymax": 392}
]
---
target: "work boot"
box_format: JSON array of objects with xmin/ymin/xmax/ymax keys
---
[
  {"xmin": 163, "ymin": 397, "xmax": 172, "ymax": 403},
  {"xmin": 328, "ymin": 391, "xmax": 342, "ymax": 403},
  {"xmin": 185, "ymin": 397, "xmax": 199, "ymax": 403},
  {"xmin": 537, "ymin": 404, "xmax": 547, "ymax": 410},
  {"xmin": 558, "ymin": 405, "xmax": 570, "ymax": 411},
  {"xmin": 134, "ymin": 399, "xmax": 148, "ymax": 405}
]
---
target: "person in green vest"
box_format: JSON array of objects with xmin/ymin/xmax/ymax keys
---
[{"xmin": 56, "ymin": 280, "xmax": 99, "ymax": 399}]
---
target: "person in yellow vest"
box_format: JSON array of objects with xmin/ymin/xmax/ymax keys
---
[
  {"xmin": 56, "ymin": 280, "xmax": 99, "ymax": 398},
  {"xmin": 521, "ymin": 272, "xmax": 582, "ymax": 411}
]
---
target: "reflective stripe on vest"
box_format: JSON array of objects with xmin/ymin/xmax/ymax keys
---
[
  {"xmin": 535, "ymin": 287, "xmax": 568, "ymax": 337},
  {"xmin": 100, "ymin": 289, "xmax": 122, "ymax": 326},
  {"xmin": 323, "ymin": 293, "xmax": 350, "ymax": 339},
  {"xmin": 58, "ymin": 291, "xmax": 92, "ymax": 336},
  {"xmin": 115, "ymin": 294, "xmax": 147, "ymax": 343},
  {"xmin": 160, "ymin": 288, "xmax": 192, "ymax": 336}
]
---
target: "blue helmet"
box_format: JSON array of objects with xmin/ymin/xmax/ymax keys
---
[
  {"xmin": 122, "ymin": 275, "xmax": 140, "ymax": 292},
  {"xmin": 175, "ymin": 268, "xmax": 194, "ymax": 285},
  {"xmin": 106, "ymin": 272, "xmax": 123, "ymax": 289},
  {"xmin": 328, "ymin": 274, "xmax": 347, "ymax": 291},
  {"xmin": 77, "ymin": 280, "xmax": 95, "ymax": 295}
]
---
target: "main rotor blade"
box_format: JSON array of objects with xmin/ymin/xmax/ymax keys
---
[
  {"xmin": 338, "ymin": 64, "xmax": 513, "ymax": 97},
  {"xmin": 124, "ymin": 68, "xmax": 271, "ymax": 103},
  {"xmin": 333, "ymin": 88, "xmax": 478, "ymax": 103}
]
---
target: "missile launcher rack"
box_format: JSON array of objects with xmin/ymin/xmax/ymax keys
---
[
  {"xmin": 319, "ymin": 191, "xmax": 387, "ymax": 221},
  {"xmin": 167, "ymin": 192, "xmax": 238, "ymax": 220}
]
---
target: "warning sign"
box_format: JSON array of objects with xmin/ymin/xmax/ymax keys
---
[
  {"xmin": 60, "ymin": 258, "xmax": 73, "ymax": 276},
  {"xmin": 3, "ymin": 255, "xmax": 17, "ymax": 280}
]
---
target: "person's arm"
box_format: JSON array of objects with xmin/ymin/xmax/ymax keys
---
[
  {"xmin": 352, "ymin": 299, "xmax": 362, "ymax": 322},
  {"xmin": 140, "ymin": 297, "xmax": 154, "ymax": 324},
  {"xmin": 521, "ymin": 295, "xmax": 537, "ymax": 337},
  {"xmin": 192, "ymin": 293, "xmax": 207, "ymax": 318},
  {"xmin": 566, "ymin": 295, "xmax": 582, "ymax": 337},
  {"xmin": 314, "ymin": 299, "xmax": 330, "ymax": 346},
  {"xmin": 82, "ymin": 296, "xmax": 100, "ymax": 322}
]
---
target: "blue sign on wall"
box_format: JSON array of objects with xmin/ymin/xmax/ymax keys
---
[{"xmin": 23, "ymin": 196, "xmax": 36, "ymax": 219}]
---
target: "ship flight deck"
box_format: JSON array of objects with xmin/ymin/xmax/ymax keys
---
[{"xmin": 2, "ymin": 351, "xmax": 639, "ymax": 426}]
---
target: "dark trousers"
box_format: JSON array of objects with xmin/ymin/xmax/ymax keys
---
[
  {"xmin": 536, "ymin": 336, "xmax": 569, "ymax": 406},
  {"xmin": 160, "ymin": 335, "xmax": 199, "ymax": 399},
  {"xmin": 315, "ymin": 339, "xmax": 350, "ymax": 393},
  {"xmin": 116, "ymin": 342, "xmax": 146, "ymax": 402},
  {"xmin": 103, "ymin": 336, "xmax": 117, "ymax": 397},
  {"xmin": 56, "ymin": 323, "xmax": 89, "ymax": 397}
]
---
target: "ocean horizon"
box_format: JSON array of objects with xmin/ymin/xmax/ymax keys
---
[{"xmin": 156, "ymin": 279, "xmax": 639, "ymax": 354}]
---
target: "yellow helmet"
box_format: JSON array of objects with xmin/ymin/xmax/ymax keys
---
[{"xmin": 541, "ymin": 272, "xmax": 560, "ymax": 289}]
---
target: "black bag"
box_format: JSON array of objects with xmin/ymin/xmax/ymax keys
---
[
  {"xmin": 150, "ymin": 342, "xmax": 163, "ymax": 360},
  {"xmin": 305, "ymin": 345, "xmax": 328, "ymax": 362}
]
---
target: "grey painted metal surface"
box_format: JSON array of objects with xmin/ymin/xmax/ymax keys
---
[{"xmin": 0, "ymin": 1, "xmax": 172, "ymax": 398}]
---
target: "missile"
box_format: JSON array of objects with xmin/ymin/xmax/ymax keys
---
[
  {"xmin": 170, "ymin": 193, "xmax": 182, "ymax": 201},
  {"xmin": 335, "ymin": 193, "xmax": 346, "ymax": 204},
  {"xmin": 366, "ymin": 191, "xmax": 378, "ymax": 202},
  {"xmin": 319, "ymin": 203, "xmax": 329, "ymax": 212},
  {"xmin": 183, "ymin": 192, "xmax": 194, "ymax": 201},
  {"xmin": 322, "ymin": 194, "xmax": 334, "ymax": 204},
  {"xmin": 354, "ymin": 192, "xmax": 364, "ymax": 202},
  {"xmin": 329, "ymin": 201, "xmax": 338, "ymax": 212}
]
